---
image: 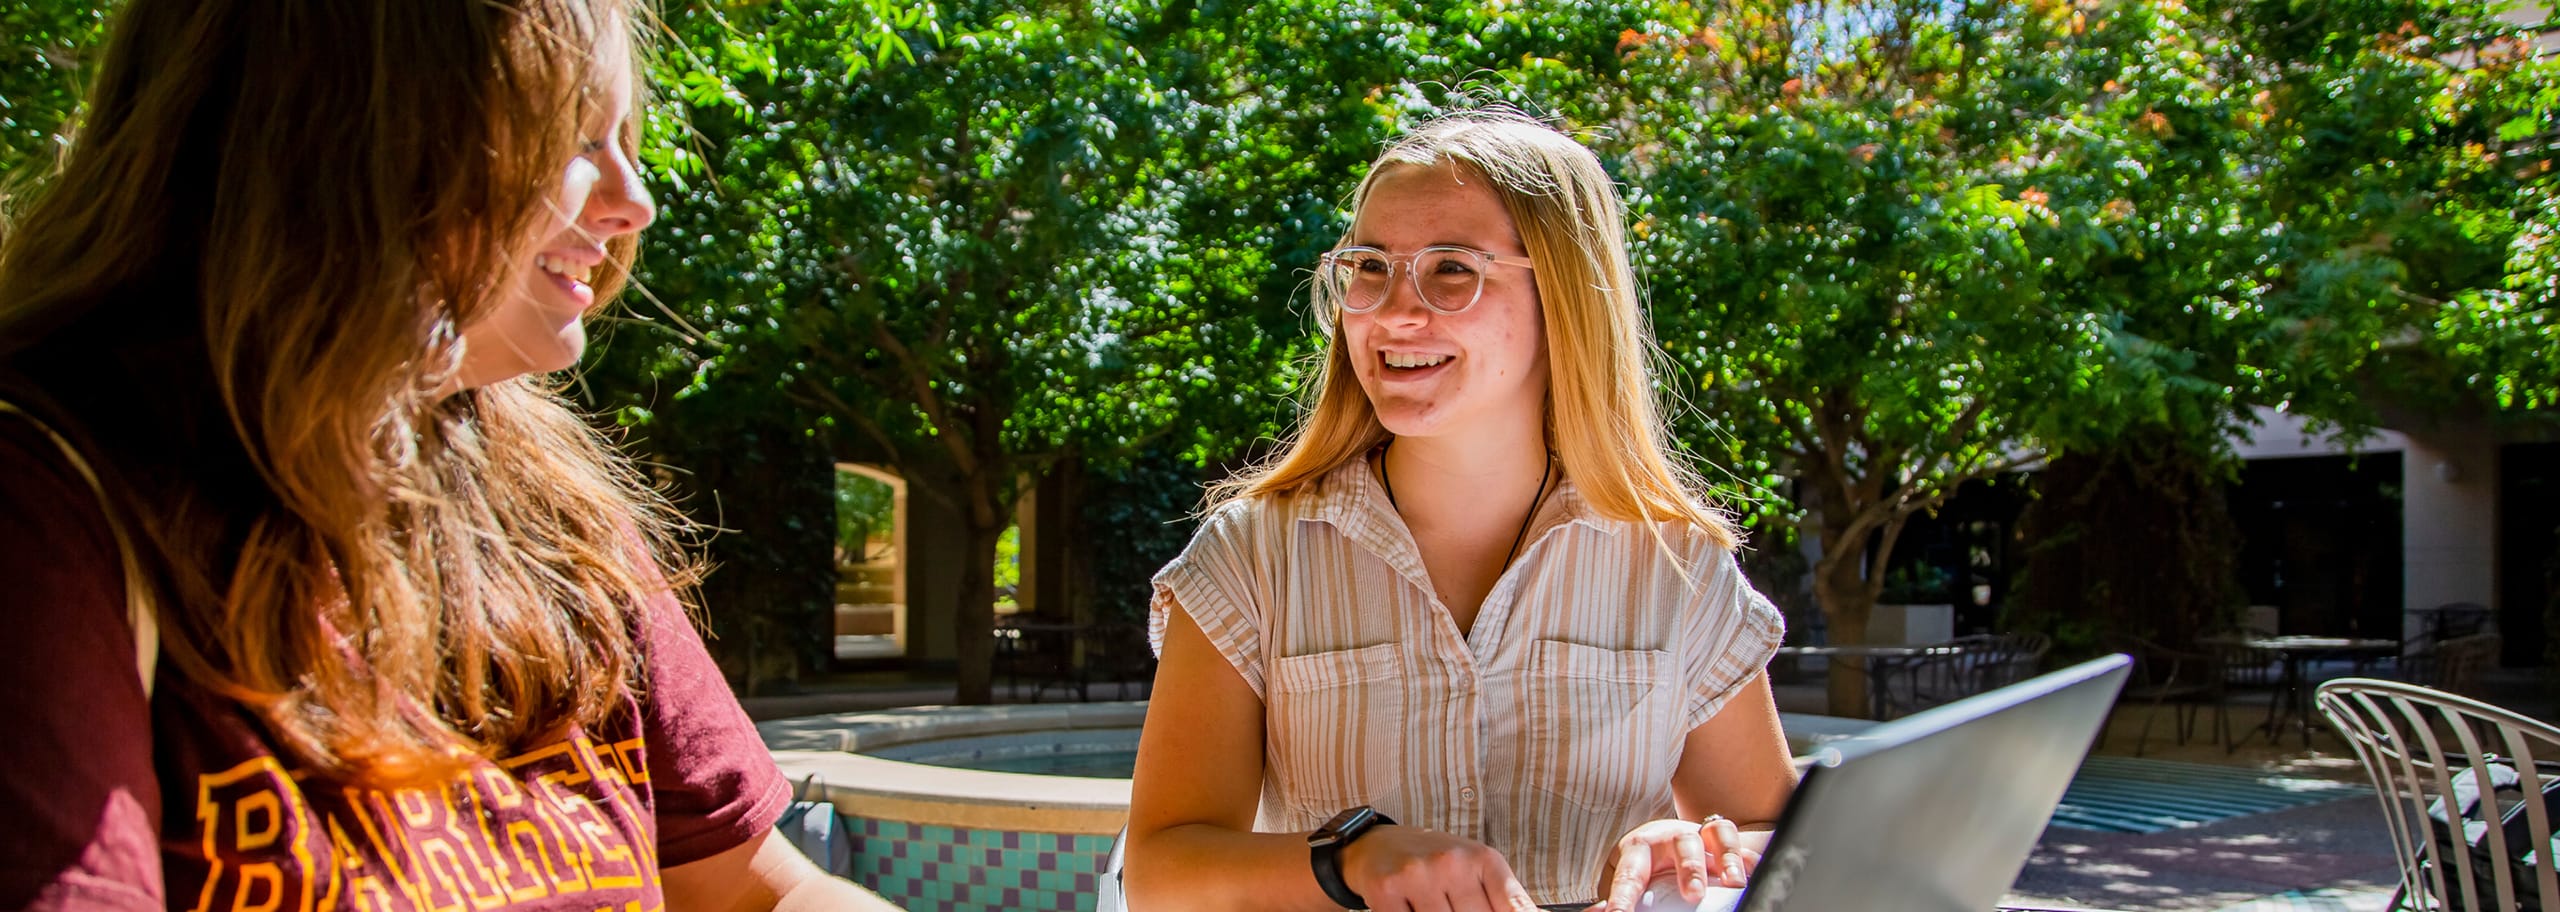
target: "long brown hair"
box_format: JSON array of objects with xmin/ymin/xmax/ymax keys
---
[
  {"xmin": 0, "ymin": 0, "xmax": 688, "ymax": 785},
  {"xmin": 1213, "ymin": 112, "xmax": 1738, "ymax": 550}
]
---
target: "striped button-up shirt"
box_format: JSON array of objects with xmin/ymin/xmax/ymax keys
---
[{"xmin": 1149, "ymin": 459, "xmax": 1784, "ymax": 904}]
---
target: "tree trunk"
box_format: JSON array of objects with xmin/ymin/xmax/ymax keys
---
[
  {"xmin": 954, "ymin": 508, "xmax": 1004, "ymax": 705},
  {"xmin": 1813, "ymin": 547, "xmax": 1876, "ymax": 718}
]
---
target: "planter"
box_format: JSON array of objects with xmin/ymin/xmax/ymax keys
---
[{"xmin": 1871, "ymin": 603, "xmax": 1955, "ymax": 645}]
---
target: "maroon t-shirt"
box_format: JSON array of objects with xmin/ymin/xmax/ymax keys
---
[{"xmin": 0, "ymin": 417, "xmax": 790, "ymax": 911}]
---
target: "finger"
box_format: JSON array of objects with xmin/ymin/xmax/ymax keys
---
[
  {"xmin": 1604, "ymin": 839, "xmax": 1654, "ymax": 912},
  {"xmin": 1673, "ymin": 827, "xmax": 1711, "ymax": 900},
  {"xmin": 1501, "ymin": 877, "xmax": 1542, "ymax": 912},
  {"xmin": 1709, "ymin": 817, "xmax": 1749, "ymax": 887},
  {"xmin": 1710, "ymin": 816, "xmax": 1745, "ymax": 855},
  {"xmin": 1492, "ymin": 859, "xmax": 1539, "ymax": 912}
]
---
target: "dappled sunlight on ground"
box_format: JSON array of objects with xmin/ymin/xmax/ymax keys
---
[{"xmin": 2002, "ymin": 703, "xmax": 2399, "ymax": 910}]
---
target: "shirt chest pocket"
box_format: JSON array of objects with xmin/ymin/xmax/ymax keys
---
[
  {"xmin": 1522, "ymin": 639, "xmax": 1676, "ymax": 813},
  {"xmin": 1267, "ymin": 643, "xmax": 1406, "ymax": 816}
]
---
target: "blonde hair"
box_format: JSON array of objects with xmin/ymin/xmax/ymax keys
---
[
  {"xmin": 1212, "ymin": 111, "xmax": 1736, "ymax": 550},
  {"xmin": 0, "ymin": 0, "xmax": 685, "ymax": 786}
]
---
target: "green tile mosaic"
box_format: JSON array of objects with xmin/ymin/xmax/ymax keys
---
[{"xmin": 848, "ymin": 816, "xmax": 1114, "ymax": 912}]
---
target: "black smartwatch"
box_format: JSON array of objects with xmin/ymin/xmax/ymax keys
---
[{"xmin": 1308, "ymin": 805, "xmax": 1396, "ymax": 909}]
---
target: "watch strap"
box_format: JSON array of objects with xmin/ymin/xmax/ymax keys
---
[
  {"xmin": 1310, "ymin": 837, "xmax": 1366, "ymax": 909},
  {"xmin": 1310, "ymin": 807, "xmax": 1396, "ymax": 909}
]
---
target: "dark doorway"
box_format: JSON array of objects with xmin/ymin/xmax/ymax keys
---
[
  {"xmin": 1880, "ymin": 473, "xmax": 2034, "ymax": 636},
  {"xmin": 2230, "ymin": 453, "xmax": 2405, "ymax": 638},
  {"xmin": 2500, "ymin": 442, "xmax": 2558, "ymax": 668}
]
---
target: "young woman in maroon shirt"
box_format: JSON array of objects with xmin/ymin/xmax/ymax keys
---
[{"xmin": 0, "ymin": 2, "xmax": 899, "ymax": 909}]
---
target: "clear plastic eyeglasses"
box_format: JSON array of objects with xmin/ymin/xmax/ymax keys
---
[{"xmin": 1315, "ymin": 245, "xmax": 1537, "ymax": 317}]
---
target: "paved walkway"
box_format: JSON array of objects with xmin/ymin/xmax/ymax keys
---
[{"xmin": 2005, "ymin": 780, "xmax": 2398, "ymax": 910}]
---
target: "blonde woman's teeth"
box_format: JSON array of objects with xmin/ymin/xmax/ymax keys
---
[
  {"xmin": 1384, "ymin": 352, "xmax": 1450, "ymax": 368},
  {"xmin": 536, "ymin": 255, "xmax": 593, "ymax": 284}
]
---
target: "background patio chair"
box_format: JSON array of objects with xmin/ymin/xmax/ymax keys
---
[
  {"xmin": 2399, "ymin": 632, "xmax": 2505, "ymax": 698},
  {"xmin": 2203, "ymin": 626, "xmax": 2282, "ymax": 691},
  {"xmin": 1881, "ymin": 632, "xmax": 2053, "ymax": 719},
  {"xmin": 2102, "ymin": 635, "xmax": 2230, "ymax": 757},
  {"xmin": 1084, "ymin": 620, "xmax": 1158, "ymax": 701},
  {"xmin": 2317, "ymin": 678, "xmax": 2560, "ymax": 911},
  {"xmin": 1970, "ymin": 631, "xmax": 2053, "ymax": 690},
  {"xmin": 2423, "ymin": 603, "xmax": 2497, "ymax": 644},
  {"xmin": 992, "ymin": 616, "xmax": 1087, "ymax": 702}
]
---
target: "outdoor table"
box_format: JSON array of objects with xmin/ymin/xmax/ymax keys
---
[
  {"xmin": 2231, "ymin": 635, "xmax": 2399, "ymax": 747},
  {"xmin": 1772, "ymin": 643, "xmax": 1971, "ymax": 719}
]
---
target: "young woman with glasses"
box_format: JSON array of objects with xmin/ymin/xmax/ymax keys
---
[
  {"xmin": 0, "ymin": 2, "xmax": 899, "ymax": 909},
  {"xmin": 1123, "ymin": 111, "xmax": 1797, "ymax": 912}
]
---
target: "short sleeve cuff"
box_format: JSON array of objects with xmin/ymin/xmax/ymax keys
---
[
  {"xmin": 1683, "ymin": 581, "xmax": 1786, "ymax": 731},
  {"xmin": 1149, "ymin": 556, "xmax": 1265, "ymax": 700},
  {"xmin": 657, "ymin": 762, "xmax": 792, "ymax": 868}
]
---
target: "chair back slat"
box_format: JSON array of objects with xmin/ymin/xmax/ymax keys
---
[
  {"xmin": 2499, "ymin": 722, "xmax": 2560, "ymax": 912},
  {"xmin": 2318, "ymin": 678, "xmax": 2560, "ymax": 911},
  {"xmin": 2439, "ymin": 705, "xmax": 2510, "ymax": 910},
  {"xmin": 2380, "ymin": 690, "xmax": 2468, "ymax": 910}
]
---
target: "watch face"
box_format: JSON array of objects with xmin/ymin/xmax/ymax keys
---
[{"xmin": 1311, "ymin": 805, "xmax": 1376, "ymax": 847}]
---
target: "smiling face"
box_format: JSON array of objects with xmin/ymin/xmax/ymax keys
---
[
  {"xmin": 453, "ymin": 22, "xmax": 654, "ymax": 390},
  {"xmin": 1339, "ymin": 162, "xmax": 1548, "ymax": 443}
]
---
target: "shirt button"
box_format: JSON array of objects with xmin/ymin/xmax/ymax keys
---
[{"xmin": 1461, "ymin": 787, "xmax": 1477, "ymax": 801}]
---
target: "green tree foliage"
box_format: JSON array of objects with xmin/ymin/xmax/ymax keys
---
[
  {"xmin": 2018, "ymin": 0, "xmax": 2560, "ymax": 652},
  {"xmin": 2202, "ymin": 0, "xmax": 2558, "ymax": 429},
  {"xmin": 1615, "ymin": 1, "xmax": 2115, "ymax": 711},
  {"xmin": 622, "ymin": 0, "xmax": 1283, "ymax": 703},
  {"xmin": 608, "ymin": 0, "xmax": 1660, "ymax": 701},
  {"xmin": 1613, "ymin": 0, "xmax": 2555, "ymax": 711},
  {"xmin": 0, "ymin": 0, "xmax": 107, "ymax": 193}
]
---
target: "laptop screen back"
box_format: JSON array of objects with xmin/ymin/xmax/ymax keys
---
[{"xmin": 1735, "ymin": 654, "xmax": 2133, "ymax": 912}]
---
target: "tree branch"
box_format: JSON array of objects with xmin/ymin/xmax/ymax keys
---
[
  {"xmin": 789, "ymin": 377, "xmax": 904, "ymax": 464},
  {"xmin": 869, "ymin": 319, "xmax": 981, "ymax": 479}
]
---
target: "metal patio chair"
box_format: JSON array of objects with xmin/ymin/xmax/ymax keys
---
[
  {"xmin": 2102, "ymin": 635, "xmax": 2231, "ymax": 757},
  {"xmin": 2397, "ymin": 633, "xmax": 2505, "ymax": 699},
  {"xmin": 2317, "ymin": 678, "xmax": 2560, "ymax": 911},
  {"xmin": 1883, "ymin": 632, "xmax": 2052, "ymax": 719}
]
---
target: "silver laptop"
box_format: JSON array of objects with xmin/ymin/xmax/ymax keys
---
[{"xmin": 1553, "ymin": 654, "xmax": 2133, "ymax": 912}]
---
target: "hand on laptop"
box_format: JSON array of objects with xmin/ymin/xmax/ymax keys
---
[
  {"xmin": 1590, "ymin": 817, "xmax": 1767, "ymax": 912},
  {"xmin": 1340, "ymin": 824, "xmax": 1543, "ymax": 911}
]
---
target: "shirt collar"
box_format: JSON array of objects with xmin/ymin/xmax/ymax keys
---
[{"xmin": 1299, "ymin": 454, "xmax": 1612, "ymax": 542}]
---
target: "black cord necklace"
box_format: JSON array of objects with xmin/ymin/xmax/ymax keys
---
[{"xmin": 1379, "ymin": 440, "xmax": 1557, "ymax": 569}]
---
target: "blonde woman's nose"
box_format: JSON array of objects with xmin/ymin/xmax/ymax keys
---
[
  {"xmin": 1373, "ymin": 270, "xmax": 1436, "ymax": 323},
  {"xmin": 582, "ymin": 149, "xmax": 656, "ymax": 237}
]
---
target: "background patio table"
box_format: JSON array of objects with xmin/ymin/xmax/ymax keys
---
[{"xmin": 2225, "ymin": 635, "xmax": 2398, "ymax": 747}]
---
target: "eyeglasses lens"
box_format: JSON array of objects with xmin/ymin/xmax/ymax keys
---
[{"xmin": 1320, "ymin": 246, "xmax": 1486, "ymax": 316}]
